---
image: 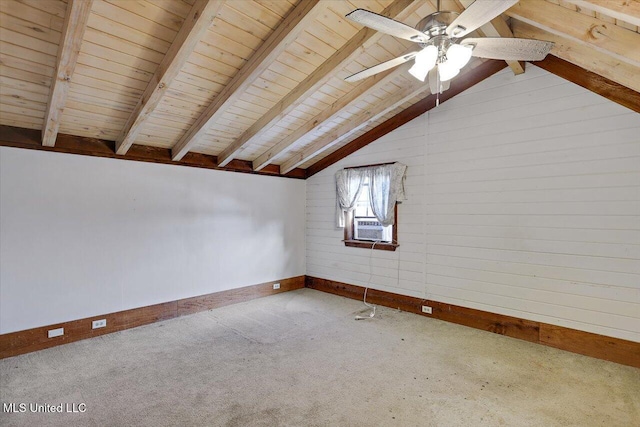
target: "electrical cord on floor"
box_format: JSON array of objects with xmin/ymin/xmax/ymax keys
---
[
  {"xmin": 354, "ymin": 238, "xmax": 399, "ymax": 320},
  {"xmin": 355, "ymin": 240, "xmax": 379, "ymax": 320}
]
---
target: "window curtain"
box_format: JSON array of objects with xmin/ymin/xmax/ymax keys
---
[
  {"xmin": 368, "ymin": 163, "xmax": 407, "ymax": 227},
  {"xmin": 335, "ymin": 162, "xmax": 407, "ymax": 228},
  {"xmin": 335, "ymin": 167, "xmax": 367, "ymax": 227}
]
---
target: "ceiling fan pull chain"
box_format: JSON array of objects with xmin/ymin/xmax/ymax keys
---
[{"xmin": 436, "ymin": 69, "xmax": 440, "ymax": 107}]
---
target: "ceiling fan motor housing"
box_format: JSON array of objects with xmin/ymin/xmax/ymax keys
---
[
  {"xmin": 415, "ymin": 11, "xmax": 463, "ymax": 64},
  {"xmin": 415, "ymin": 11, "xmax": 461, "ymax": 43}
]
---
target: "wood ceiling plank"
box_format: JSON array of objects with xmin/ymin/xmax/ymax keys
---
[
  {"xmin": 217, "ymin": 2, "xmax": 274, "ymax": 41},
  {"xmin": 213, "ymin": 0, "xmax": 420, "ymax": 167},
  {"xmin": 254, "ymin": 0, "xmax": 297, "ymax": 19},
  {"xmin": 0, "ymin": 75, "xmax": 51, "ymax": 97},
  {"xmin": 276, "ymin": 50, "xmax": 319, "ymax": 75},
  {"xmin": 65, "ymin": 99, "xmax": 132, "ymax": 119},
  {"xmin": 564, "ymin": 0, "xmax": 640, "ymax": 27},
  {"xmin": 151, "ymin": 0, "xmax": 196, "ymax": 18},
  {"xmin": 512, "ymin": 20, "xmax": 640, "ymax": 93},
  {"xmin": 82, "ymin": 28, "xmax": 165, "ymax": 64},
  {"xmin": 0, "ymin": 1, "xmax": 64, "ymax": 32},
  {"xmin": 81, "ymin": 41, "xmax": 159, "ymax": 73},
  {"xmin": 253, "ymin": 56, "xmax": 414, "ymax": 171},
  {"xmin": 0, "ymin": 13, "xmax": 60, "ymax": 56},
  {"xmin": 306, "ymin": 59, "xmax": 508, "ymax": 178},
  {"xmin": 505, "ymin": 0, "xmax": 640, "ymax": 67},
  {"xmin": 194, "ymin": 41, "xmax": 247, "ymax": 69},
  {"xmin": 171, "ymin": 0, "xmax": 326, "ymax": 162},
  {"xmin": 4, "ymin": 104, "xmax": 46, "ymax": 120},
  {"xmin": 102, "ymin": 0, "xmax": 186, "ymax": 32},
  {"xmin": 186, "ymin": 51, "xmax": 241, "ymax": 79},
  {"xmin": 0, "ymin": 12, "xmax": 62, "ymax": 44},
  {"xmin": 86, "ymin": 11, "xmax": 171, "ymax": 54},
  {"xmin": 114, "ymin": 0, "xmax": 224, "ymax": 155},
  {"xmin": 73, "ymin": 64, "xmax": 149, "ymax": 93},
  {"xmin": 42, "ymin": 0, "xmax": 93, "ymax": 146},
  {"xmin": 207, "ymin": 18, "xmax": 262, "ymax": 54},
  {"xmin": 64, "ymin": 74, "xmax": 144, "ymax": 100},
  {"xmin": 66, "ymin": 90, "xmax": 135, "ymax": 112},
  {"xmin": 91, "ymin": 0, "xmax": 178, "ymax": 44},
  {"xmin": 0, "ymin": 112, "xmax": 43, "ymax": 128},
  {"xmin": 18, "ymin": 0, "xmax": 67, "ymax": 19},
  {"xmin": 0, "ymin": 65, "xmax": 51, "ymax": 87},
  {"xmin": 0, "ymin": 48, "xmax": 55, "ymax": 76},
  {"xmin": 279, "ymin": 65, "xmax": 431, "ymax": 174},
  {"xmin": 76, "ymin": 53, "xmax": 153, "ymax": 83},
  {"xmin": 306, "ymin": 21, "xmax": 349, "ymax": 50},
  {"xmin": 230, "ymin": 0, "xmax": 290, "ymax": 27}
]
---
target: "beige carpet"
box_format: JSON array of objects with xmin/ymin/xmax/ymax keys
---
[{"xmin": 1, "ymin": 288, "xmax": 638, "ymax": 426}]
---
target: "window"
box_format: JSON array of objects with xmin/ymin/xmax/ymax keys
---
[{"xmin": 336, "ymin": 162, "xmax": 406, "ymax": 251}]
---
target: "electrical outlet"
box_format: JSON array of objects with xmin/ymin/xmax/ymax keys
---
[
  {"xmin": 92, "ymin": 319, "xmax": 107, "ymax": 329},
  {"xmin": 48, "ymin": 327, "xmax": 64, "ymax": 338},
  {"xmin": 273, "ymin": 283, "xmax": 280, "ymax": 290},
  {"xmin": 422, "ymin": 306, "xmax": 432, "ymax": 314}
]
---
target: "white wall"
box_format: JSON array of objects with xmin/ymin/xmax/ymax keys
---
[
  {"xmin": 0, "ymin": 148, "xmax": 306, "ymax": 334},
  {"xmin": 306, "ymin": 65, "xmax": 640, "ymax": 342}
]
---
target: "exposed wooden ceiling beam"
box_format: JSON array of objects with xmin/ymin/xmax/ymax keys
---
[
  {"xmin": 279, "ymin": 70, "xmax": 429, "ymax": 174},
  {"xmin": 253, "ymin": 54, "xmax": 416, "ymax": 171},
  {"xmin": 457, "ymin": 0, "xmax": 525, "ymax": 75},
  {"xmin": 564, "ymin": 0, "xmax": 640, "ymax": 28},
  {"xmin": 512, "ymin": 20, "xmax": 640, "ymax": 93},
  {"xmin": 505, "ymin": 0, "xmax": 640, "ymax": 68},
  {"xmin": 42, "ymin": 0, "xmax": 93, "ymax": 147},
  {"xmin": 535, "ymin": 55, "xmax": 640, "ymax": 114},
  {"xmin": 115, "ymin": 0, "xmax": 225, "ymax": 155},
  {"xmin": 214, "ymin": 0, "xmax": 420, "ymax": 167},
  {"xmin": 170, "ymin": 0, "xmax": 326, "ymax": 162},
  {"xmin": 305, "ymin": 59, "xmax": 508, "ymax": 178}
]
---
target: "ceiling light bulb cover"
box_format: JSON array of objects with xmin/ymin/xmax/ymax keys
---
[
  {"xmin": 408, "ymin": 63, "xmax": 429, "ymax": 82},
  {"xmin": 408, "ymin": 45, "xmax": 438, "ymax": 81},
  {"xmin": 446, "ymin": 44, "xmax": 473, "ymax": 69},
  {"xmin": 438, "ymin": 61, "xmax": 460, "ymax": 82}
]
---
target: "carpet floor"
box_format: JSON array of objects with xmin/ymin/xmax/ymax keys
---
[{"xmin": 1, "ymin": 288, "xmax": 638, "ymax": 426}]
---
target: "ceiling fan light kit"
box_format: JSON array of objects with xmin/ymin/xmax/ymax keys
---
[
  {"xmin": 344, "ymin": 0, "xmax": 553, "ymax": 95},
  {"xmin": 438, "ymin": 58, "xmax": 461, "ymax": 82},
  {"xmin": 408, "ymin": 45, "xmax": 437, "ymax": 81}
]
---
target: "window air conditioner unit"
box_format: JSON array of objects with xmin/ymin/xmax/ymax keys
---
[{"xmin": 355, "ymin": 218, "xmax": 385, "ymax": 241}]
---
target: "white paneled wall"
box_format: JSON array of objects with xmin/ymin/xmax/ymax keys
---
[
  {"xmin": 306, "ymin": 65, "xmax": 640, "ymax": 342},
  {"xmin": 0, "ymin": 148, "xmax": 306, "ymax": 334},
  {"xmin": 307, "ymin": 111, "xmax": 428, "ymax": 298}
]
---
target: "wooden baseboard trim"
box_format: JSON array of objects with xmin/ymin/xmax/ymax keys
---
[
  {"xmin": 305, "ymin": 276, "xmax": 640, "ymax": 368},
  {"xmin": 0, "ymin": 276, "xmax": 305, "ymax": 359}
]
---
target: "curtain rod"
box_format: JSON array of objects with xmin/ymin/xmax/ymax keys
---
[{"xmin": 344, "ymin": 162, "xmax": 396, "ymax": 170}]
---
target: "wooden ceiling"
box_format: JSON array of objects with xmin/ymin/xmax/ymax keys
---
[{"xmin": 1, "ymin": 0, "xmax": 639, "ymax": 178}]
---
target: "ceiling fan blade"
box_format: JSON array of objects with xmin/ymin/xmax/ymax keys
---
[
  {"xmin": 446, "ymin": 0, "xmax": 519, "ymax": 38},
  {"xmin": 463, "ymin": 37, "xmax": 554, "ymax": 61},
  {"xmin": 345, "ymin": 52, "xmax": 418, "ymax": 82},
  {"xmin": 346, "ymin": 9, "xmax": 428, "ymax": 43}
]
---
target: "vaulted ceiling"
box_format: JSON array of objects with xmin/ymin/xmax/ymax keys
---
[{"xmin": 1, "ymin": 0, "xmax": 638, "ymax": 178}]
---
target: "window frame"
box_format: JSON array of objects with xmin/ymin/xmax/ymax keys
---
[
  {"xmin": 343, "ymin": 204, "xmax": 398, "ymax": 251},
  {"xmin": 341, "ymin": 163, "xmax": 399, "ymax": 252}
]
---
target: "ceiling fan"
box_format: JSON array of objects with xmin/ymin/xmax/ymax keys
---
[{"xmin": 344, "ymin": 0, "xmax": 554, "ymax": 94}]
